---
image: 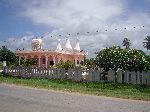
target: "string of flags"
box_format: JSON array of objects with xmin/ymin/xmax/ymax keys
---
[{"xmin": 2, "ymin": 25, "xmax": 146, "ymax": 43}]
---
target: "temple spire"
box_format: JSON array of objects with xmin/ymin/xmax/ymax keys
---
[
  {"xmin": 56, "ymin": 39, "xmax": 62, "ymax": 52},
  {"xmin": 74, "ymin": 37, "xmax": 80, "ymax": 52},
  {"xmin": 64, "ymin": 35, "xmax": 72, "ymax": 51}
]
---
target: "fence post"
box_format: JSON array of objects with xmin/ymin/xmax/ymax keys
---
[
  {"xmin": 107, "ymin": 70, "xmax": 115, "ymax": 82},
  {"xmin": 87, "ymin": 69, "xmax": 92, "ymax": 82},
  {"xmin": 117, "ymin": 70, "xmax": 122, "ymax": 83},
  {"xmin": 146, "ymin": 72, "xmax": 150, "ymax": 85},
  {"xmin": 141, "ymin": 71, "xmax": 147, "ymax": 85},
  {"xmin": 124, "ymin": 70, "xmax": 129, "ymax": 83},
  {"xmin": 130, "ymin": 71, "xmax": 136, "ymax": 84},
  {"xmin": 95, "ymin": 69, "xmax": 99, "ymax": 82},
  {"xmin": 137, "ymin": 71, "xmax": 141, "ymax": 84}
]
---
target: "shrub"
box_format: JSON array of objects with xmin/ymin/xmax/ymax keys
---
[
  {"xmin": 95, "ymin": 46, "xmax": 150, "ymax": 72},
  {"xmin": 55, "ymin": 60, "xmax": 75, "ymax": 70}
]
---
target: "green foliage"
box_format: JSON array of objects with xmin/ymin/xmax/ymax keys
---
[
  {"xmin": 95, "ymin": 46, "xmax": 150, "ymax": 71},
  {"xmin": 0, "ymin": 62, "xmax": 3, "ymax": 69},
  {"xmin": 55, "ymin": 60, "xmax": 75, "ymax": 70},
  {"xmin": 22, "ymin": 58, "xmax": 38, "ymax": 66},
  {"xmin": 84, "ymin": 58, "xmax": 95, "ymax": 68},
  {"xmin": 0, "ymin": 46, "xmax": 18, "ymax": 66},
  {"xmin": 143, "ymin": 36, "xmax": 150, "ymax": 50}
]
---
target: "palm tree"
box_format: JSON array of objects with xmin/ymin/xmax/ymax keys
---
[
  {"xmin": 122, "ymin": 38, "xmax": 131, "ymax": 49},
  {"xmin": 143, "ymin": 36, "xmax": 150, "ymax": 50}
]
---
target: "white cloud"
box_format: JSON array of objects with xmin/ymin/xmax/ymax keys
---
[
  {"xmin": 22, "ymin": 0, "xmax": 124, "ymax": 28},
  {"xmin": 2, "ymin": 0, "xmax": 150, "ymax": 57}
]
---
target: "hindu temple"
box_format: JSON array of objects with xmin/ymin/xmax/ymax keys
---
[{"xmin": 16, "ymin": 36, "xmax": 87, "ymax": 68}]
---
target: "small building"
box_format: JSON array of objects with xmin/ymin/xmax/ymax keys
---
[{"xmin": 16, "ymin": 36, "xmax": 87, "ymax": 68}]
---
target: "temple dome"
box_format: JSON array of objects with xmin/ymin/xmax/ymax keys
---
[
  {"xmin": 56, "ymin": 39, "xmax": 62, "ymax": 52},
  {"xmin": 74, "ymin": 37, "xmax": 81, "ymax": 52},
  {"xmin": 64, "ymin": 36, "xmax": 72, "ymax": 52}
]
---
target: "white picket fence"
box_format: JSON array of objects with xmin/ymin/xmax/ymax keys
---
[{"xmin": 3, "ymin": 67, "xmax": 150, "ymax": 85}]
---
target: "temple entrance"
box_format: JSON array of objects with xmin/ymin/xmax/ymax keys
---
[{"xmin": 49, "ymin": 61, "xmax": 54, "ymax": 66}]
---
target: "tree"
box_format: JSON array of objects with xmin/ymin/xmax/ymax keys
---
[
  {"xmin": 84, "ymin": 58, "xmax": 95, "ymax": 68},
  {"xmin": 122, "ymin": 38, "xmax": 131, "ymax": 49},
  {"xmin": 95, "ymin": 46, "xmax": 149, "ymax": 72},
  {"xmin": 143, "ymin": 36, "xmax": 150, "ymax": 50},
  {"xmin": 0, "ymin": 46, "xmax": 18, "ymax": 66},
  {"xmin": 55, "ymin": 60, "xmax": 75, "ymax": 70}
]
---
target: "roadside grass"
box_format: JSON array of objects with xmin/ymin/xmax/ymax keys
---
[{"xmin": 0, "ymin": 73, "xmax": 150, "ymax": 101}]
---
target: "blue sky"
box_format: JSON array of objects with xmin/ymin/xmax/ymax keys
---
[{"xmin": 0, "ymin": 0, "xmax": 150, "ymax": 57}]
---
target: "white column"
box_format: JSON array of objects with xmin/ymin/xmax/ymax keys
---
[
  {"xmin": 45, "ymin": 56, "xmax": 48, "ymax": 68},
  {"xmin": 53, "ymin": 57, "xmax": 56, "ymax": 65},
  {"xmin": 38, "ymin": 56, "xmax": 41, "ymax": 67},
  {"xmin": 75, "ymin": 57, "xmax": 77, "ymax": 65}
]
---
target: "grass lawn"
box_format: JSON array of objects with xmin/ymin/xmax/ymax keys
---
[{"xmin": 0, "ymin": 73, "xmax": 150, "ymax": 101}]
